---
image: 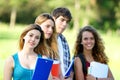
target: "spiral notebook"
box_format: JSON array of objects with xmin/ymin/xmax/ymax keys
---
[{"xmin": 32, "ymin": 57, "xmax": 53, "ymax": 80}]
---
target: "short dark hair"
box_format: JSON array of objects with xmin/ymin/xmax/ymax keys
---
[{"xmin": 51, "ymin": 7, "xmax": 72, "ymax": 22}]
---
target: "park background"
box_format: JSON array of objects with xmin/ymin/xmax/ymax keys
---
[{"xmin": 0, "ymin": 0, "xmax": 120, "ymax": 80}]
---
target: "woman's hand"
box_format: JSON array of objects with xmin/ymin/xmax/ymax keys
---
[
  {"xmin": 52, "ymin": 76, "xmax": 61, "ymax": 80},
  {"xmin": 86, "ymin": 74, "xmax": 96, "ymax": 80}
]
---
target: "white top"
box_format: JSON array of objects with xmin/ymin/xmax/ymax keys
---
[{"xmin": 57, "ymin": 36, "xmax": 65, "ymax": 75}]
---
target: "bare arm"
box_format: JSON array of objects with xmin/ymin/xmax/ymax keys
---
[
  {"xmin": 3, "ymin": 56, "xmax": 14, "ymax": 80},
  {"xmin": 74, "ymin": 57, "xmax": 84, "ymax": 80},
  {"xmin": 48, "ymin": 72, "xmax": 53, "ymax": 80},
  {"xmin": 107, "ymin": 67, "xmax": 114, "ymax": 80}
]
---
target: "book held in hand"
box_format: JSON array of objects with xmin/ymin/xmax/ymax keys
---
[
  {"xmin": 88, "ymin": 61, "xmax": 108, "ymax": 78},
  {"xmin": 32, "ymin": 57, "xmax": 53, "ymax": 80},
  {"xmin": 51, "ymin": 60, "xmax": 60, "ymax": 77},
  {"xmin": 64, "ymin": 59, "xmax": 74, "ymax": 77}
]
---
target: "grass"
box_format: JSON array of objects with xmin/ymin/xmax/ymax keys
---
[
  {"xmin": 0, "ymin": 23, "xmax": 24, "ymax": 80},
  {"xmin": 0, "ymin": 23, "xmax": 120, "ymax": 79}
]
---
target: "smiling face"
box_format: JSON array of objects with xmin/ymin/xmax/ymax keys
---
[
  {"xmin": 23, "ymin": 29, "xmax": 41, "ymax": 49},
  {"xmin": 39, "ymin": 19, "xmax": 54, "ymax": 39},
  {"xmin": 81, "ymin": 31, "xmax": 95, "ymax": 51},
  {"xmin": 54, "ymin": 16, "xmax": 69, "ymax": 34}
]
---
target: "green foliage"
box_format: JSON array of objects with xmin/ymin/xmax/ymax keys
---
[
  {"xmin": 91, "ymin": 0, "xmax": 120, "ymax": 30},
  {"xmin": 0, "ymin": 0, "xmax": 120, "ymax": 31}
]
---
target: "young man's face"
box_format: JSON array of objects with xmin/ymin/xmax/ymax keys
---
[{"xmin": 54, "ymin": 16, "xmax": 69, "ymax": 34}]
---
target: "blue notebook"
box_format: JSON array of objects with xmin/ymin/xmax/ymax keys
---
[
  {"xmin": 64, "ymin": 59, "xmax": 74, "ymax": 77},
  {"xmin": 32, "ymin": 57, "xmax": 53, "ymax": 80}
]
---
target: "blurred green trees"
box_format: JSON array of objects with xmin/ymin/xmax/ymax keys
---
[{"xmin": 0, "ymin": 0, "xmax": 120, "ymax": 31}]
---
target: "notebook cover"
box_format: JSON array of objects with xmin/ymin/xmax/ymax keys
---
[
  {"xmin": 88, "ymin": 61, "xmax": 108, "ymax": 78},
  {"xmin": 32, "ymin": 57, "xmax": 53, "ymax": 80},
  {"xmin": 64, "ymin": 59, "xmax": 74, "ymax": 77},
  {"xmin": 51, "ymin": 60, "xmax": 60, "ymax": 77}
]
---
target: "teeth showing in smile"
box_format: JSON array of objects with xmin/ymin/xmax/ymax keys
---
[
  {"xmin": 29, "ymin": 42, "xmax": 35, "ymax": 46},
  {"xmin": 87, "ymin": 44, "xmax": 92, "ymax": 47}
]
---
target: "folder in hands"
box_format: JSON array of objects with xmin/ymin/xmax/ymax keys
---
[
  {"xmin": 32, "ymin": 57, "xmax": 53, "ymax": 80},
  {"xmin": 88, "ymin": 61, "xmax": 108, "ymax": 78}
]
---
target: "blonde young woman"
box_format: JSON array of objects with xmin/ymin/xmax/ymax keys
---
[
  {"xmin": 35, "ymin": 13, "xmax": 63, "ymax": 80},
  {"xmin": 3, "ymin": 24, "xmax": 51, "ymax": 80}
]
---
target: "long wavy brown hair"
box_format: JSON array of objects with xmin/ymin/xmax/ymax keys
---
[
  {"xmin": 74, "ymin": 26, "xmax": 108, "ymax": 64},
  {"xmin": 19, "ymin": 24, "xmax": 48, "ymax": 56},
  {"xmin": 35, "ymin": 13, "xmax": 59, "ymax": 59}
]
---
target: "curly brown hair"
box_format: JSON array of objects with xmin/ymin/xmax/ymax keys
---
[{"xmin": 74, "ymin": 25, "xmax": 108, "ymax": 64}]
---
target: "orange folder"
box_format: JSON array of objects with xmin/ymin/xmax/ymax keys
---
[{"xmin": 51, "ymin": 60, "xmax": 60, "ymax": 77}]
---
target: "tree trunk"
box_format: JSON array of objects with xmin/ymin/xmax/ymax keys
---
[
  {"xmin": 82, "ymin": 5, "xmax": 89, "ymax": 27},
  {"xmin": 10, "ymin": 8, "xmax": 16, "ymax": 29},
  {"xmin": 74, "ymin": 0, "xmax": 80, "ymax": 32}
]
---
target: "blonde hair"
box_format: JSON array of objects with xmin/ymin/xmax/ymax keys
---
[{"xmin": 35, "ymin": 13, "xmax": 59, "ymax": 59}]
